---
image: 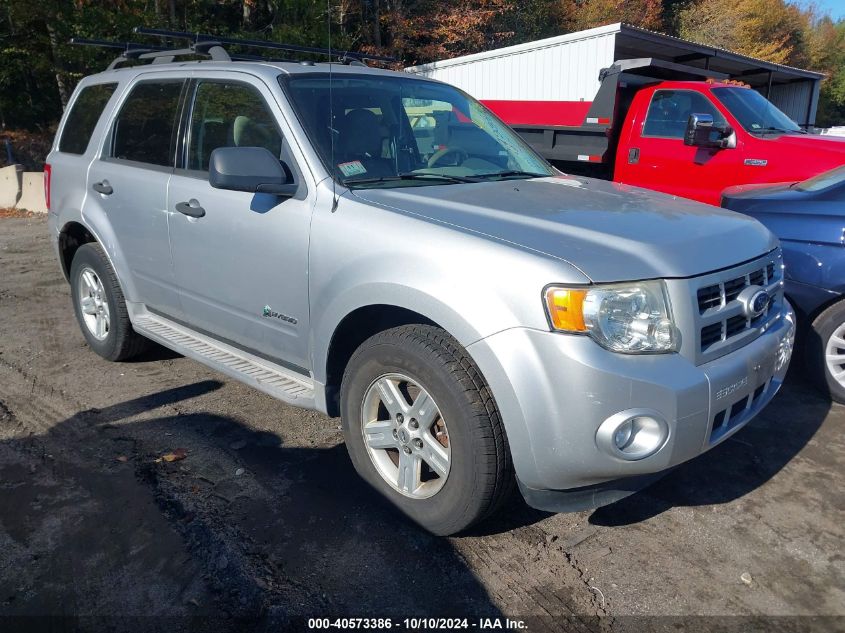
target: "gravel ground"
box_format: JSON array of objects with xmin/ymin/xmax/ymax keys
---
[{"xmin": 0, "ymin": 215, "xmax": 843, "ymax": 633}]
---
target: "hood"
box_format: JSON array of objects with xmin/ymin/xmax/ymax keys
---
[
  {"xmin": 773, "ymin": 133, "xmax": 845, "ymax": 160},
  {"xmin": 721, "ymin": 181, "xmax": 796, "ymax": 197},
  {"xmin": 351, "ymin": 176, "xmax": 777, "ymax": 283}
]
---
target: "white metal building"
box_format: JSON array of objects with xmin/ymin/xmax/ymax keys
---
[{"xmin": 406, "ymin": 23, "xmax": 825, "ymax": 128}]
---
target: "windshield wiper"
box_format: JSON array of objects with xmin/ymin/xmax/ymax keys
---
[
  {"xmin": 470, "ymin": 170, "xmax": 548, "ymax": 180},
  {"xmin": 345, "ymin": 172, "xmax": 479, "ymax": 186}
]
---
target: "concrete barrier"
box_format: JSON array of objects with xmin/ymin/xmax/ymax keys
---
[
  {"xmin": 15, "ymin": 171, "xmax": 47, "ymax": 214},
  {"xmin": 0, "ymin": 164, "xmax": 23, "ymax": 208}
]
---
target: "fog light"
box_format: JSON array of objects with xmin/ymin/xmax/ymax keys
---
[{"xmin": 597, "ymin": 409, "xmax": 669, "ymax": 461}]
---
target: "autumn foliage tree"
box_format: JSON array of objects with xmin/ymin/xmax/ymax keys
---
[{"xmin": 1, "ymin": 0, "xmax": 844, "ymax": 131}]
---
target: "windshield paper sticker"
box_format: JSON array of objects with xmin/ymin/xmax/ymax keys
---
[{"xmin": 338, "ymin": 160, "xmax": 367, "ymax": 177}]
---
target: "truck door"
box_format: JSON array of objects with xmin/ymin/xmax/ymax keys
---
[
  {"xmin": 166, "ymin": 74, "xmax": 314, "ymax": 374},
  {"xmin": 618, "ymin": 88, "xmax": 742, "ymax": 205}
]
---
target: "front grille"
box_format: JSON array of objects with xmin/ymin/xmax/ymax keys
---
[
  {"xmin": 725, "ymin": 314, "xmax": 747, "ymax": 338},
  {"xmin": 695, "ymin": 256, "xmax": 781, "ymax": 354}
]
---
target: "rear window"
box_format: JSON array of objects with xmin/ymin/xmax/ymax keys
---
[
  {"xmin": 111, "ymin": 80, "xmax": 184, "ymax": 167},
  {"xmin": 58, "ymin": 83, "xmax": 118, "ymax": 154}
]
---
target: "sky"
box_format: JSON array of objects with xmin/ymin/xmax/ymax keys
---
[{"xmin": 813, "ymin": 0, "xmax": 845, "ymax": 20}]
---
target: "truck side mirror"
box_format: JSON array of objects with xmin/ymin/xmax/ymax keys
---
[
  {"xmin": 209, "ymin": 147, "xmax": 297, "ymax": 197},
  {"xmin": 684, "ymin": 113, "xmax": 734, "ymax": 149}
]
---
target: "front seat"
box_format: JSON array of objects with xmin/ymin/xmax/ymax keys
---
[{"xmin": 336, "ymin": 109, "xmax": 394, "ymax": 178}]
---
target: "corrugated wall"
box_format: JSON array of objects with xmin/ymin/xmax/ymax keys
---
[
  {"xmin": 767, "ymin": 81, "xmax": 814, "ymax": 126},
  {"xmin": 408, "ymin": 31, "xmax": 616, "ymax": 102}
]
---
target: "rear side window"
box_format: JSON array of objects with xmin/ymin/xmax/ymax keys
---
[
  {"xmin": 58, "ymin": 83, "xmax": 117, "ymax": 154},
  {"xmin": 111, "ymin": 80, "xmax": 184, "ymax": 166},
  {"xmin": 642, "ymin": 90, "xmax": 726, "ymax": 139}
]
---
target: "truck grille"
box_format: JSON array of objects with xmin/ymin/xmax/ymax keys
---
[{"xmin": 691, "ymin": 253, "xmax": 783, "ymax": 360}]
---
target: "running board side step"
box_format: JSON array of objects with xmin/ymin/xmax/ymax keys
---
[{"xmin": 132, "ymin": 311, "xmax": 315, "ymax": 408}]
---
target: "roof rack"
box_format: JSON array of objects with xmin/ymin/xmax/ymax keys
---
[{"xmin": 71, "ymin": 28, "xmax": 396, "ymax": 70}]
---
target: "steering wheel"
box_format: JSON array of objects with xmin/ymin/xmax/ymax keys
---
[{"xmin": 427, "ymin": 147, "xmax": 468, "ymax": 169}]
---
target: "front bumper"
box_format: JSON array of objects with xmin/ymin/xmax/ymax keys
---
[{"xmin": 467, "ymin": 302, "xmax": 795, "ymax": 509}]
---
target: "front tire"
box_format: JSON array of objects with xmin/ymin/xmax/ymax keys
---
[
  {"xmin": 340, "ymin": 325, "xmax": 513, "ymax": 535},
  {"xmin": 808, "ymin": 299, "xmax": 845, "ymax": 403},
  {"xmin": 70, "ymin": 243, "xmax": 149, "ymax": 361}
]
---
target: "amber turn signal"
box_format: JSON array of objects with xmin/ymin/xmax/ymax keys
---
[{"xmin": 544, "ymin": 287, "xmax": 588, "ymax": 332}]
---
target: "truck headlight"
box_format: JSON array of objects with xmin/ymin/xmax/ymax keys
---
[{"xmin": 544, "ymin": 280, "xmax": 678, "ymax": 353}]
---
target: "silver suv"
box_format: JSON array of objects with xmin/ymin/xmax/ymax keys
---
[{"xmin": 47, "ymin": 45, "xmax": 795, "ymax": 535}]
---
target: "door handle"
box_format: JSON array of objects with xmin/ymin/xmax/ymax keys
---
[
  {"xmin": 628, "ymin": 147, "xmax": 640, "ymax": 164},
  {"xmin": 175, "ymin": 200, "xmax": 206, "ymax": 218},
  {"xmin": 92, "ymin": 180, "xmax": 113, "ymax": 195}
]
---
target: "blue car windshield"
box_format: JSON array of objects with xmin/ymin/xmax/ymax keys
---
[
  {"xmin": 282, "ymin": 74, "xmax": 554, "ymax": 188},
  {"xmin": 711, "ymin": 87, "xmax": 802, "ymax": 134},
  {"xmin": 795, "ymin": 165, "xmax": 845, "ymax": 192}
]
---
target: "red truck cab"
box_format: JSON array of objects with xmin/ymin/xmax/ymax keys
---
[
  {"xmin": 497, "ymin": 59, "xmax": 845, "ymax": 206},
  {"xmin": 612, "ymin": 80, "xmax": 845, "ymax": 205}
]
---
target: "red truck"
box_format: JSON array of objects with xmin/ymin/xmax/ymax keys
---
[
  {"xmin": 512, "ymin": 62, "xmax": 845, "ymax": 205},
  {"xmin": 407, "ymin": 30, "xmax": 845, "ymax": 205}
]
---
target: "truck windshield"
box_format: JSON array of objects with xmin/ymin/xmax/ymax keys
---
[
  {"xmin": 282, "ymin": 74, "xmax": 554, "ymax": 188},
  {"xmin": 711, "ymin": 87, "xmax": 802, "ymax": 134}
]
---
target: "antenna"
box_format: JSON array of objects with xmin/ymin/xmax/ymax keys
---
[{"xmin": 328, "ymin": 0, "xmax": 338, "ymax": 212}]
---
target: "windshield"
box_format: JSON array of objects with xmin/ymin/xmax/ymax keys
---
[
  {"xmin": 711, "ymin": 87, "xmax": 801, "ymax": 134},
  {"xmin": 282, "ymin": 74, "xmax": 554, "ymax": 188},
  {"xmin": 795, "ymin": 165, "xmax": 845, "ymax": 192}
]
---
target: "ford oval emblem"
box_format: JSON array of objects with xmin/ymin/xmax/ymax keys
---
[
  {"xmin": 737, "ymin": 285, "xmax": 770, "ymax": 319},
  {"xmin": 747, "ymin": 290, "xmax": 770, "ymax": 318}
]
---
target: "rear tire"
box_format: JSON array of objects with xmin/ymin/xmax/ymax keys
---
[
  {"xmin": 70, "ymin": 243, "xmax": 149, "ymax": 362},
  {"xmin": 340, "ymin": 324, "xmax": 514, "ymax": 536},
  {"xmin": 807, "ymin": 299, "xmax": 845, "ymax": 403}
]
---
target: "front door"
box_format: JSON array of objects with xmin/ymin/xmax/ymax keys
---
[
  {"xmin": 620, "ymin": 88, "xmax": 743, "ymax": 205},
  {"xmin": 166, "ymin": 74, "xmax": 313, "ymax": 373},
  {"xmin": 83, "ymin": 78, "xmax": 185, "ymax": 315}
]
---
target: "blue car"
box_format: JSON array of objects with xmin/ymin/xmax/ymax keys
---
[{"xmin": 722, "ymin": 165, "xmax": 845, "ymax": 402}]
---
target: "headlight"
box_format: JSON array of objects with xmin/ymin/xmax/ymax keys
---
[{"xmin": 544, "ymin": 280, "xmax": 678, "ymax": 353}]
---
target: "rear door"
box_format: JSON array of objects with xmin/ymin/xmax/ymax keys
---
[
  {"xmin": 166, "ymin": 72, "xmax": 314, "ymax": 373},
  {"xmin": 84, "ymin": 77, "xmax": 185, "ymax": 315},
  {"xmin": 618, "ymin": 88, "xmax": 743, "ymax": 205}
]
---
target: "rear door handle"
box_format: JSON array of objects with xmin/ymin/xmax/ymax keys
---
[
  {"xmin": 92, "ymin": 180, "xmax": 113, "ymax": 195},
  {"xmin": 628, "ymin": 147, "xmax": 640, "ymax": 164},
  {"xmin": 175, "ymin": 199, "xmax": 206, "ymax": 218}
]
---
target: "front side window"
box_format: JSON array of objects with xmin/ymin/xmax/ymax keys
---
[
  {"xmin": 111, "ymin": 80, "xmax": 184, "ymax": 166},
  {"xmin": 642, "ymin": 90, "xmax": 726, "ymax": 139},
  {"xmin": 711, "ymin": 87, "xmax": 801, "ymax": 134},
  {"xmin": 283, "ymin": 74, "xmax": 553, "ymax": 188},
  {"xmin": 59, "ymin": 83, "xmax": 117, "ymax": 155},
  {"xmin": 186, "ymin": 81, "xmax": 283, "ymax": 172}
]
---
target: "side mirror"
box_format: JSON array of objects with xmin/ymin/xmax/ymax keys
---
[
  {"xmin": 684, "ymin": 113, "xmax": 733, "ymax": 149},
  {"xmin": 209, "ymin": 147, "xmax": 297, "ymax": 197}
]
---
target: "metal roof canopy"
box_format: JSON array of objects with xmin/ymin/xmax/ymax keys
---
[{"xmin": 613, "ymin": 23, "xmax": 824, "ymax": 88}]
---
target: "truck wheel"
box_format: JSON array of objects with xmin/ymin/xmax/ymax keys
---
[
  {"xmin": 808, "ymin": 299, "xmax": 845, "ymax": 404},
  {"xmin": 340, "ymin": 324, "xmax": 513, "ymax": 535},
  {"xmin": 70, "ymin": 243, "xmax": 149, "ymax": 362}
]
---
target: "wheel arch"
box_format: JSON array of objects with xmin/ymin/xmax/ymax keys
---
[
  {"xmin": 58, "ymin": 221, "xmax": 97, "ymax": 281},
  {"xmin": 322, "ymin": 304, "xmax": 440, "ymax": 417}
]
